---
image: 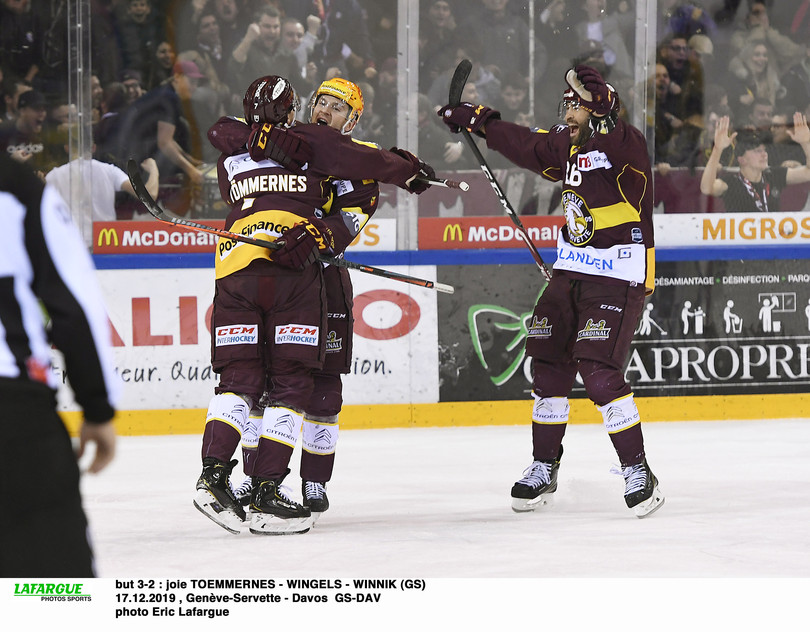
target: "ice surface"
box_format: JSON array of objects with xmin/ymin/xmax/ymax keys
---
[
  {"xmin": 81, "ymin": 419, "xmax": 810, "ymax": 579},
  {"xmin": 10, "ymin": 418, "xmax": 806, "ymax": 629}
]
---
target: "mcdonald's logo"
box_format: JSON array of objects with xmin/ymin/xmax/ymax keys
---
[
  {"xmin": 443, "ymin": 223, "xmax": 463, "ymax": 242},
  {"xmin": 97, "ymin": 228, "xmax": 119, "ymax": 247}
]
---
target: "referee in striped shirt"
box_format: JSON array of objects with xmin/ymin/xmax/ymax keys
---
[{"xmin": 0, "ymin": 154, "xmax": 120, "ymax": 577}]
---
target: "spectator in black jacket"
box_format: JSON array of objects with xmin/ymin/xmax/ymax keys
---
[{"xmin": 114, "ymin": 0, "xmax": 166, "ymax": 79}]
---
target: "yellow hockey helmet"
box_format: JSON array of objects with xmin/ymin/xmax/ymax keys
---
[{"xmin": 311, "ymin": 77, "xmax": 364, "ymax": 133}]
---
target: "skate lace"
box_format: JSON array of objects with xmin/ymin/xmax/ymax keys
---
[
  {"xmin": 518, "ymin": 461, "xmax": 552, "ymax": 488},
  {"xmin": 230, "ymin": 478, "xmax": 252, "ymax": 498},
  {"xmin": 304, "ymin": 481, "xmax": 326, "ymax": 500},
  {"xmin": 611, "ymin": 463, "xmax": 648, "ymax": 494},
  {"xmin": 276, "ymin": 484, "xmax": 297, "ymax": 504}
]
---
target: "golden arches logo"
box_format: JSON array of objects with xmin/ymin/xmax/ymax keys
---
[
  {"xmin": 97, "ymin": 228, "xmax": 119, "ymax": 247},
  {"xmin": 442, "ymin": 224, "xmax": 463, "ymax": 242}
]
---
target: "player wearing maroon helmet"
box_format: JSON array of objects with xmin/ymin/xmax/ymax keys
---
[
  {"xmin": 439, "ymin": 65, "xmax": 664, "ymax": 518},
  {"xmin": 195, "ymin": 76, "xmax": 434, "ymax": 535}
]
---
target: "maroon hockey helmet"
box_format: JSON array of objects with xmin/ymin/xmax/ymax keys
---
[{"xmin": 243, "ymin": 75, "xmax": 300, "ymax": 126}]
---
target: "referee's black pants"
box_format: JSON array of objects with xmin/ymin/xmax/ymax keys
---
[{"xmin": 0, "ymin": 379, "xmax": 95, "ymax": 577}]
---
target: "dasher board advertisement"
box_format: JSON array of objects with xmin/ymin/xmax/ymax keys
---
[
  {"xmin": 417, "ymin": 213, "xmax": 810, "ymax": 251},
  {"xmin": 437, "ymin": 261, "xmax": 810, "ymax": 401},
  {"xmin": 54, "ymin": 266, "xmax": 438, "ymax": 412},
  {"xmin": 92, "ymin": 219, "xmax": 396, "ymax": 253}
]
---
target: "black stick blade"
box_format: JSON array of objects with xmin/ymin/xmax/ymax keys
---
[{"xmin": 449, "ymin": 59, "xmax": 472, "ymax": 106}]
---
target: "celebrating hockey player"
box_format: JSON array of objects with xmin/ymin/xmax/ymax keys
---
[
  {"xmin": 195, "ymin": 75, "xmax": 434, "ymax": 535},
  {"xmin": 288, "ymin": 78, "xmax": 380, "ymax": 522},
  {"xmin": 213, "ymin": 77, "xmax": 396, "ymax": 524},
  {"xmin": 438, "ymin": 65, "xmax": 664, "ymax": 518}
]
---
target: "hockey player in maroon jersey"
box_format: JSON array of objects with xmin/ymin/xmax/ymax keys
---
[
  {"xmin": 287, "ymin": 78, "xmax": 382, "ymax": 523},
  {"xmin": 438, "ymin": 65, "xmax": 664, "ymax": 518},
  {"xmin": 211, "ymin": 77, "xmax": 404, "ymax": 525},
  {"xmin": 195, "ymin": 75, "xmax": 434, "ymax": 535}
]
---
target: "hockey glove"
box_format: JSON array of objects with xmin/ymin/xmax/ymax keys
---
[
  {"xmin": 437, "ymin": 102, "xmax": 501, "ymax": 137},
  {"xmin": 567, "ymin": 65, "xmax": 614, "ymax": 117},
  {"xmin": 247, "ymin": 124, "xmax": 313, "ymax": 172},
  {"xmin": 389, "ymin": 147, "xmax": 436, "ymax": 195},
  {"xmin": 272, "ymin": 220, "xmax": 332, "ymax": 270}
]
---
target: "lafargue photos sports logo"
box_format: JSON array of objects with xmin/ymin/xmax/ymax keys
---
[{"xmin": 13, "ymin": 582, "xmax": 91, "ymax": 602}]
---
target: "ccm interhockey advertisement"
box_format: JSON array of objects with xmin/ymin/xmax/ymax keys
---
[{"xmin": 54, "ymin": 266, "xmax": 439, "ymax": 412}]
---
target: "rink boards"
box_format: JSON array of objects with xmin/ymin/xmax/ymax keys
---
[{"xmin": 56, "ymin": 245, "xmax": 810, "ymax": 436}]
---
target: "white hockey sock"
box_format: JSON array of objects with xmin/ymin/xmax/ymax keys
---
[
  {"xmin": 205, "ymin": 392, "xmax": 250, "ymax": 433},
  {"xmin": 598, "ymin": 394, "xmax": 641, "ymax": 433},
  {"xmin": 260, "ymin": 406, "xmax": 304, "ymax": 448},
  {"xmin": 302, "ymin": 418, "xmax": 339, "ymax": 455},
  {"xmin": 531, "ymin": 395, "xmax": 570, "ymax": 425}
]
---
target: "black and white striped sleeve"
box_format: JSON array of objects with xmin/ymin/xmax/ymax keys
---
[{"xmin": 0, "ymin": 155, "xmax": 120, "ymax": 422}]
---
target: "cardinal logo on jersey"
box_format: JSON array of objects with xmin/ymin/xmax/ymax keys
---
[
  {"xmin": 527, "ymin": 316, "xmax": 552, "ymax": 338},
  {"xmin": 325, "ymin": 330, "xmax": 343, "ymax": 353},
  {"xmin": 577, "ymin": 318, "xmax": 611, "ymax": 341}
]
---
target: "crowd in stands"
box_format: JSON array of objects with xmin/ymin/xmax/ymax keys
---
[{"xmin": 1, "ymin": 0, "xmax": 809, "ymax": 217}]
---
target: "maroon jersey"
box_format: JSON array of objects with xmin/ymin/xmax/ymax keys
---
[
  {"xmin": 208, "ymin": 116, "xmax": 418, "ymax": 192},
  {"xmin": 486, "ymin": 118, "xmax": 655, "ymax": 293},
  {"xmin": 208, "ymin": 117, "xmax": 408, "ymax": 279}
]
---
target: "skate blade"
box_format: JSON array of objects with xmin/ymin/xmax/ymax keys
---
[
  {"xmin": 193, "ymin": 489, "xmax": 245, "ymax": 535},
  {"xmin": 634, "ymin": 485, "xmax": 665, "ymax": 518},
  {"xmin": 511, "ymin": 493, "xmax": 555, "ymax": 513},
  {"xmin": 249, "ymin": 512, "xmax": 313, "ymax": 535}
]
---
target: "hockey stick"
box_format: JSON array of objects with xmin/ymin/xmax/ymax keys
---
[
  {"xmin": 448, "ymin": 59, "xmax": 552, "ymax": 281},
  {"xmin": 126, "ymin": 160, "xmax": 454, "ymax": 294},
  {"xmin": 418, "ymin": 176, "xmax": 470, "ymax": 191}
]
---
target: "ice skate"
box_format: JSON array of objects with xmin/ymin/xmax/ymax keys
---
[
  {"xmin": 249, "ymin": 476, "xmax": 313, "ymax": 535},
  {"xmin": 617, "ymin": 459, "xmax": 665, "ymax": 518},
  {"xmin": 193, "ymin": 458, "xmax": 247, "ymax": 534},
  {"xmin": 510, "ymin": 447, "xmax": 563, "ymax": 512},
  {"xmin": 302, "ymin": 481, "xmax": 329, "ymax": 524}
]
